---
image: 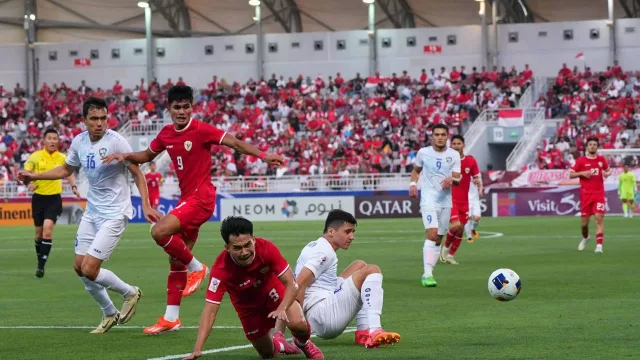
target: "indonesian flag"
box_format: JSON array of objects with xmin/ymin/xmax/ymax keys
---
[
  {"xmin": 575, "ymin": 52, "xmax": 585, "ymax": 61},
  {"xmin": 498, "ymin": 109, "xmax": 524, "ymax": 127}
]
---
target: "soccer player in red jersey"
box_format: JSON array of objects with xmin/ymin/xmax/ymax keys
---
[
  {"xmin": 145, "ymin": 162, "xmax": 162, "ymax": 211},
  {"xmin": 182, "ymin": 216, "xmax": 324, "ymax": 360},
  {"xmin": 570, "ymin": 137, "xmax": 610, "ymax": 253},
  {"xmin": 102, "ymin": 86, "xmax": 284, "ymax": 334},
  {"xmin": 440, "ymin": 135, "xmax": 482, "ymax": 264}
]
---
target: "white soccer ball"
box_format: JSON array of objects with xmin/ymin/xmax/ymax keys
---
[{"xmin": 488, "ymin": 268, "xmax": 521, "ymax": 301}]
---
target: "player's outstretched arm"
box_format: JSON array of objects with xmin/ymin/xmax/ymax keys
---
[
  {"xmin": 269, "ymin": 268, "xmax": 300, "ymax": 322},
  {"xmin": 221, "ymin": 134, "xmax": 284, "ymax": 166},
  {"xmin": 128, "ymin": 163, "xmax": 162, "ymax": 223},
  {"xmin": 294, "ymin": 267, "xmax": 317, "ymax": 309},
  {"xmin": 184, "ymin": 302, "xmax": 221, "ymax": 360},
  {"xmin": 409, "ymin": 166, "xmax": 421, "ymax": 198},
  {"xmin": 102, "ymin": 148, "xmax": 158, "ymax": 165},
  {"xmin": 18, "ymin": 163, "xmax": 75, "ymax": 184}
]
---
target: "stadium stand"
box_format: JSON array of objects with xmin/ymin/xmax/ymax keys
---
[{"xmin": 0, "ymin": 65, "xmax": 532, "ymax": 183}]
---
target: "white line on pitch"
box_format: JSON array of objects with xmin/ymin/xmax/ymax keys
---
[
  {"xmin": 145, "ymin": 328, "xmax": 357, "ymax": 360},
  {"xmin": 0, "ymin": 325, "xmax": 241, "ymax": 330}
]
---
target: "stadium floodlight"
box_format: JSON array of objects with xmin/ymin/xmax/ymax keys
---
[
  {"xmin": 137, "ymin": 1, "xmax": 149, "ymax": 8},
  {"xmin": 29, "ymin": 14, "xmax": 36, "ymax": 21},
  {"xmin": 249, "ymin": 0, "xmax": 261, "ymax": 6},
  {"xmin": 362, "ymin": 0, "xmax": 375, "ymax": 4}
]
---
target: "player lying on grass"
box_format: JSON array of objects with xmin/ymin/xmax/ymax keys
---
[
  {"xmin": 294, "ymin": 209, "xmax": 400, "ymax": 348},
  {"xmin": 183, "ymin": 216, "xmax": 324, "ymax": 360}
]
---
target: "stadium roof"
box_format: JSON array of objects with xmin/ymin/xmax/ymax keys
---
[{"xmin": 0, "ymin": 0, "xmax": 632, "ymax": 44}]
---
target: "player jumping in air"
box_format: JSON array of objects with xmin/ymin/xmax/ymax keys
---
[
  {"xmin": 102, "ymin": 85, "xmax": 283, "ymax": 335},
  {"xmin": 465, "ymin": 180, "xmax": 482, "ymax": 243},
  {"xmin": 441, "ymin": 135, "xmax": 482, "ymax": 264},
  {"xmin": 294, "ymin": 209, "xmax": 400, "ymax": 348},
  {"xmin": 618, "ymin": 163, "xmax": 636, "ymax": 218},
  {"xmin": 183, "ymin": 216, "xmax": 324, "ymax": 360},
  {"xmin": 19, "ymin": 97, "xmax": 161, "ymax": 333},
  {"xmin": 145, "ymin": 162, "xmax": 162, "ymax": 211},
  {"xmin": 570, "ymin": 137, "xmax": 611, "ymax": 253},
  {"xmin": 409, "ymin": 124, "xmax": 461, "ymax": 287}
]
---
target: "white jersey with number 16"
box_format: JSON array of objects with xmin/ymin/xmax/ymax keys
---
[{"xmin": 414, "ymin": 146, "xmax": 461, "ymax": 211}]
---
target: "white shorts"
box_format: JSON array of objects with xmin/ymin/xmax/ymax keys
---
[
  {"xmin": 421, "ymin": 207, "xmax": 451, "ymax": 236},
  {"xmin": 305, "ymin": 277, "xmax": 362, "ymax": 339},
  {"xmin": 75, "ymin": 211, "xmax": 128, "ymax": 260},
  {"xmin": 469, "ymin": 201, "xmax": 481, "ymax": 218}
]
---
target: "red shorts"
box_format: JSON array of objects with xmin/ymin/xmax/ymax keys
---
[
  {"xmin": 450, "ymin": 202, "xmax": 469, "ymax": 225},
  {"xmin": 171, "ymin": 195, "xmax": 216, "ymax": 242},
  {"xmin": 580, "ymin": 194, "xmax": 606, "ymax": 217},
  {"xmin": 237, "ymin": 283, "xmax": 285, "ymax": 341},
  {"xmin": 149, "ymin": 195, "xmax": 160, "ymax": 209}
]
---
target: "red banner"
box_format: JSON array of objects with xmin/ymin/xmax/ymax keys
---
[
  {"xmin": 74, "ymin": 58, "xmax": 91, "ymax": 67},
  {"xmin": 423, "ymin": 45, "xmax": 442, "ymax": 54}
]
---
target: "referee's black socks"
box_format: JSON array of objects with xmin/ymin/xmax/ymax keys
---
[
  {"xmin": 38, "ymin": 239, "xmax": 52, "ymax": 270},
  {"xmin": 35, "ymin": 238, "xmax": 42, "ymax": 262}
]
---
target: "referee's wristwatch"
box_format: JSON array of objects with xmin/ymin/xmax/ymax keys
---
[{"xmin": 71, "ymin": 185, "xmax": 78, "ymax": 190}]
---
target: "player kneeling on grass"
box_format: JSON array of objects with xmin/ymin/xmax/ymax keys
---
[
  {"xmin": 183, "ymin": 216, "xmax": 324, "ymax": 360},
  {"xmin": 294, "ymin": 209, "xmax": 400, "ymax": 348}
]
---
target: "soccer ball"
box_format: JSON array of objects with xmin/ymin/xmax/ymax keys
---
[{"xmin": 488, "ymin": 268, "xmax": 521, "ymax": 301}]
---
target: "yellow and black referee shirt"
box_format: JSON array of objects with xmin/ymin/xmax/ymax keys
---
[{"xmin": 24, "ymin": 150, "xmax": 67, "ymax": 195}]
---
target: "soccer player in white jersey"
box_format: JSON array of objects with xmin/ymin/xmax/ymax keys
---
[
  {"xmin": 409, "ymin": 124, "xmax": 461, "ymax": 287},
  {"xmin": 19, "ymin": 97, "xmax": 162, "ymax": 333},
  {"xmin": 294, "ymin": 210, "xmax": 400, "ymax": 348},
  {"xmin": 466, "ymin": 181, "xmax": 482, "ymax": 243}
]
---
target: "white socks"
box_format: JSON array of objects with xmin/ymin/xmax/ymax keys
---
[
  {"xmin": 186, "ymin": 257, "xmax": 203, "ymax": 272},
  {"xmin": 80, "ymin": 277, "xmax": 117, "ymax": 317},
  {"xmin": 164, "ymin": 305, "xmax": 180, "ymax": 322},
  {"xmin": 355, "ymin": 308, "xmax": 369, "ymax": 331},
  {"xmin": 464, "ymin": 222, "xmax": 472, "ymax": 239},
  {"xmin": 361, "ymin": 273, "xmax": 383, "ymax": 332},
  {"xmin": 94, "ymin": 268, "xmax": 136, "ymax": 297},
  {"xmin": 423, "ymin": 240, "xmax": 440, "ymax": 278}
]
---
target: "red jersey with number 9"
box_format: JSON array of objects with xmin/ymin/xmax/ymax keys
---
[
  {"xmin": 149, "ymin": 119, "xmax": 226, "ymax": 201},
  {"xmin": 205, "ymin": 237, "xmax": 290, "ymax": 315},
  {"xmin": 572, "ymin": 155, "xmax": 609, "ymax": 195}
]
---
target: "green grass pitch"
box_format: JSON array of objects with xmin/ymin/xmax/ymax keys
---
[{"xmin": 1, "ymin": 217, "xmax": 639, "ymax": 360}]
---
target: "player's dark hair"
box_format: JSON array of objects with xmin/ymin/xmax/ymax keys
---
[
  {"xmin": 586, "ymin": 137, "xmax": 599, "ymax": 146},
  {"xmin": 168, "ymin": 85, "xmax": 193, "ymax": 105},
  {"xmin": 323, "ymin": 210, "xmax": 357, "ymax": 234},
  {"xmin": 432, "ymin": 123, "xmax": 449, "ymax": 133},
  {"xmin": 82, "ymin": 97, "xmax": 108, "ymax": 118},
  {"xmin": 220, "ymin": 216, "xmax": 254, "ymax": 244},
  {"xmin": 43, "ymin": 128, "xmax": 59, "ymax": 138},
  {"xmin": 451, "ymin": 134, "xmax": 465, "ymax": 143}
]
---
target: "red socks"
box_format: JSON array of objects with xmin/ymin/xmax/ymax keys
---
[
  {"xmin": 596, "ymin": 233, "xmax": 604, "ymax": 245},
  {"xmin": 581, "ymin": 227, "xmax": 589, "ymax": 239},
  {"xmin": 448, "ymin": 230, "xmax": 463, "ymax": 256},
  {"xmin": 156, "ymin": 234, "xmax": 194, "ymax": 266},
  {"xmin": 167, "ymin": 263, "xmax": 187, "ymax": 306},
  {"xmin": 445, "ymin": 229, "xmax": 456, "ymax": 248},
  {"xmin": 292, "ymin": 321, "xmax": 311, "ymax": 346}
]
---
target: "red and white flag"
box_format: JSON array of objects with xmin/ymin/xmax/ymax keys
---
[
  {"xmin": 498, "ymin": 109, "xmax": 524, "ymax": 127},
  {"xmin": 575, "ymin": 52, "xmax": 585, "ymax": 61}
]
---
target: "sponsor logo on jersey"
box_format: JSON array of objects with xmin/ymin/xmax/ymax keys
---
[
  {"xmin": 208, "ymin": 277, "xmax": 220, "ymax": 292},
  {"xmin": 184, "ymin": 141, "xmax": 192, "ymax": 151},
  {"xmin": 239, "ymin": 279, "xmax": 250, "ymax": 287}
]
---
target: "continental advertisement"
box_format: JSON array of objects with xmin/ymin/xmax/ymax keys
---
[{"xmin": 0, "ymin": 199, "xmax": 87, "ymax": 226}]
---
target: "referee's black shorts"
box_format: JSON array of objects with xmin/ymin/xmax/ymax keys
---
[{"xmin": 31, "ymin": 193, "xmax": 63, "ymax": 227}]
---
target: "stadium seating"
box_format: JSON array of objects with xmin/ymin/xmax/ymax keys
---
[
  {"xmin": 0, "ymin": 66, "xmax": 534, "ymax": 180},
  {"xmin": 529, "ymin": 63, "xmax": 640, "ymax": 170}
]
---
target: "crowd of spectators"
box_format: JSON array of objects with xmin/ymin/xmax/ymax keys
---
[
  {"xmin": 530, "ymin": 61, "xmax": 640, "ymax": 170},
  {"xmin": 0, "ymin": 65, "xmax": 531, "ymax": 184}
]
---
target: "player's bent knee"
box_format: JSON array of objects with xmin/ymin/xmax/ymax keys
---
[
  {"xmin": 72, "ymin": 263, "xmax": 83, "ymax": 276},
  {"xmin": 80, "ymin": 263, "xmax": 100, "ymax": 281},
  {"xmin": 365, "ymin": 264, "xmax": 382, "ymax": 276}
]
